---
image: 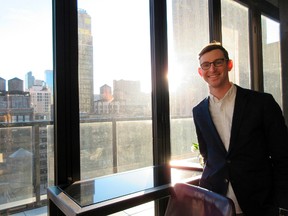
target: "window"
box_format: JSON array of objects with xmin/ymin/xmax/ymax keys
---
[
  {"xmin": 222, "ymin": 0, "xmax": 250, "ymax": 88},
  {"xmin": 0, "ymin": 1, "xmax": 53, "ymax": 214},
  {"xmin": 2, "ymin": 0, "xmax": 284, "ymax": 215},
  {"xmin": 167, "ymin": 0, "xmax": 209, "ymax": 166},
  {"xmin": 261, "ymin": 16, "xmax": 282, "ymax": 108},
  {"xmin": 77, "ymin": 0, "xmax": 152, "ymax": 180}
]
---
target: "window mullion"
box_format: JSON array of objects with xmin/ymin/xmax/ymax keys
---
[
  {"xmin": 209, "ymin": 0, "xmax": 222, "ymax": 42},
  {"xmin": 53, "ymin": 0, "xmax": 80, "ymax": 185}
]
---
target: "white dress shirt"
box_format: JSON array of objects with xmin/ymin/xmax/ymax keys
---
[{"xmin": 209, "ymin": 83, "xmax": 242, "ymax": 214}]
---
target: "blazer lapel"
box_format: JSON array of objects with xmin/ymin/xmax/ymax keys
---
[
  {"xmin": 228, "ymin": 85, "xmax": 248, "ymax": 153},
  {"xmin": 199, "ymin": 98, "xmax": 227, "ymax": 153}
]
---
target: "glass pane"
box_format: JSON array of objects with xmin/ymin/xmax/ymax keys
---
[
  {"xmin": 222, "ymin": 0, "xmax": 250, "ymax": 88},
  {"xmin": 167, "ymin": 0, "xmax": 209, "ymax": 168},
  {"xmin": 261, "ymin": 16, "xmax": 282, "ymax": 109},
  {"xmin": 0, "ymin": 1, "xmax": 53, "ymax": 214},
  {"xmin": 77, "ymin": 0, "xmax": 152, "ymax": 180}
]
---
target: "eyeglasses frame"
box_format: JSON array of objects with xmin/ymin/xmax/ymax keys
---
[{"xmin": 200, "ymin": 58, "xmax": 229, "ymax": 70}]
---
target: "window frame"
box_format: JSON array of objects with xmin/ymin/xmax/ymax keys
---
[
  {"xmin": 52, "ymin": 0, "xmax": 284, "ymax": 215},
  {"xmin": 53, "ymin": 0, "xmax": 80, "ymax": 185}
]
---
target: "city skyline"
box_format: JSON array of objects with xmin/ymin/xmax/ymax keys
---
[
  {"xmin": 0, "ymin": 1, "xmax": 280, "ymax": 95},
  {"xmin": 77, "ymin": 0, "xmax": 152, "ymax": 94},
  {"xmin": 1, "ymin": 1, "xmax": 152, "ymax": 94}
]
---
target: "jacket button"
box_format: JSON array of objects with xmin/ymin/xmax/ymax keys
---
[{"xmin": 227, "ymin": 160, "xmax": 231, "ymax": 164}]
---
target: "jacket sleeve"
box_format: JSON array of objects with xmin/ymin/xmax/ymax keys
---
[{"xmin": 264, "ymin": 94, "xmax": 288, "ymax": 209}]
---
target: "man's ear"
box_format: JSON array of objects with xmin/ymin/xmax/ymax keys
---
[
  {"xmin": 227, "ymin": 60, "xmax": 233, "ymax": 71},
  {"xmin": 198, "ymin": 67, "xmax": 203, "ymax": 77}
]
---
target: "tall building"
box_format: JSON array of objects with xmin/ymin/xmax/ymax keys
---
[
  {"xmin": 45, "ymin": 70, "xmax": 53, "ymax": 92},
  {"xmin": 113, "ymin": 80, "xmax": 141, "ymax": 104},
  {"xmin": 29, "ymin": 82, "xmax": 52, "ymax": 120},
  {"xmin": 113, "ymin": 80, "xmax": 150, "ymax": 116},
  {"xmin": 0, "ymin": 77, "xmax": 6, "ymax": 91},
  {"xmin": 78, "ymin": 9, "xmax": 94, "ymax": 114},
  {"xmin": 0, "ymin": 78, "xmax": 33, "ymax": 122},
  {"xmin": 25, "ymin": 71, "xmax": 35, "ymax": 90}
]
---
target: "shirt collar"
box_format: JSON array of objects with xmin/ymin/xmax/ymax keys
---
[{"xmin": 209, "ymin": 83, "xmax": 236, "ymax": 104}]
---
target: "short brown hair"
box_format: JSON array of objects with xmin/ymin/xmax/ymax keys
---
[{"xmin": 198, "ymin": 41, "xmax": 229, "ymax": 60}]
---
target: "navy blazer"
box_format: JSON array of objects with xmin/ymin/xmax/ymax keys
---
[{"xmin": 192, "ymin": 85, "xmax": 288, "ymax": 216}]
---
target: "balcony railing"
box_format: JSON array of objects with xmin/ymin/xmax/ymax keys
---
[{"xmin": 0, "ymin": 116, "xmax": 198, "ymax": 214}]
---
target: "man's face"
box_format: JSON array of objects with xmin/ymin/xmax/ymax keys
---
[{"xmin": 198, "ymin": 49, "xmax": 232, "ymax": 89}]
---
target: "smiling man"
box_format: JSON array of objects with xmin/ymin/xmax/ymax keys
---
[{"xmin": 192, "ymin": 41, "xmax": 288, "ymax": 216}]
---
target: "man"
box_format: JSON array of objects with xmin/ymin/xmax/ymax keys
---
[{"xmin": 192, "ymin": 41, "xmax": 288, "ymax": 215}]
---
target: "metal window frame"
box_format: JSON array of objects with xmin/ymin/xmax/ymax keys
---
[
  {"xmin": 52, "ymin": 0, "xmax": 287, "ymax": 215},
  {"xmin": 53, "ymin": 0, "xmax": 80, "ymax": 186}
]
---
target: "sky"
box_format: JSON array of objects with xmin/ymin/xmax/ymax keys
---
[
  {"xmin": 0, "ymin": 0, "xmax": 52, "ymax": 82},
  {"xmin": 265, "ymin": 18, "xmax": 280, "ymax": 44},
  {"xmin": 0, "ymin": 0, "xmax": 280, "ymax": 93},
  {"xmin": 77, "ymin": 0, "xmax": 152, "ymax": 93},
  {"xmin": 0, "ymin": 0, "xmax": 152, "ymax": 94}
]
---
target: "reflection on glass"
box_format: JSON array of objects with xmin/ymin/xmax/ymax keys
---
[
  {"xmin": 167, "ymin": 0, "xmax": 209, "ymax": 164},
  {"xmin": 261, "ymin": 16, "xmax": 282, "ymax": 109},
  {"xmin": 77, "ymin": 0, "xmax": 152, "ymax": 180},
  {"xmin": 116, "ymin": 120, "xmax": 153, "ymax": 172},
  {"xmin": 62, "ymin": 166, "xmax": 155, "ymax": 207},
  {"xmin": 1, "ymin": 128, "xmax": 33, "ymax": 201},
  {"xmin": 222, "ymin": 0, "xmax": 250, "ymax": 88},
  {"xmin": 0, "ymin": 1, "xmax": 53, "ymax": 214}
]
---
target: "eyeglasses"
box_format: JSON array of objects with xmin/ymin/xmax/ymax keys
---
[{"xmin": 200, "ymin": 58, "xmax": 228, "ymax": 70}]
